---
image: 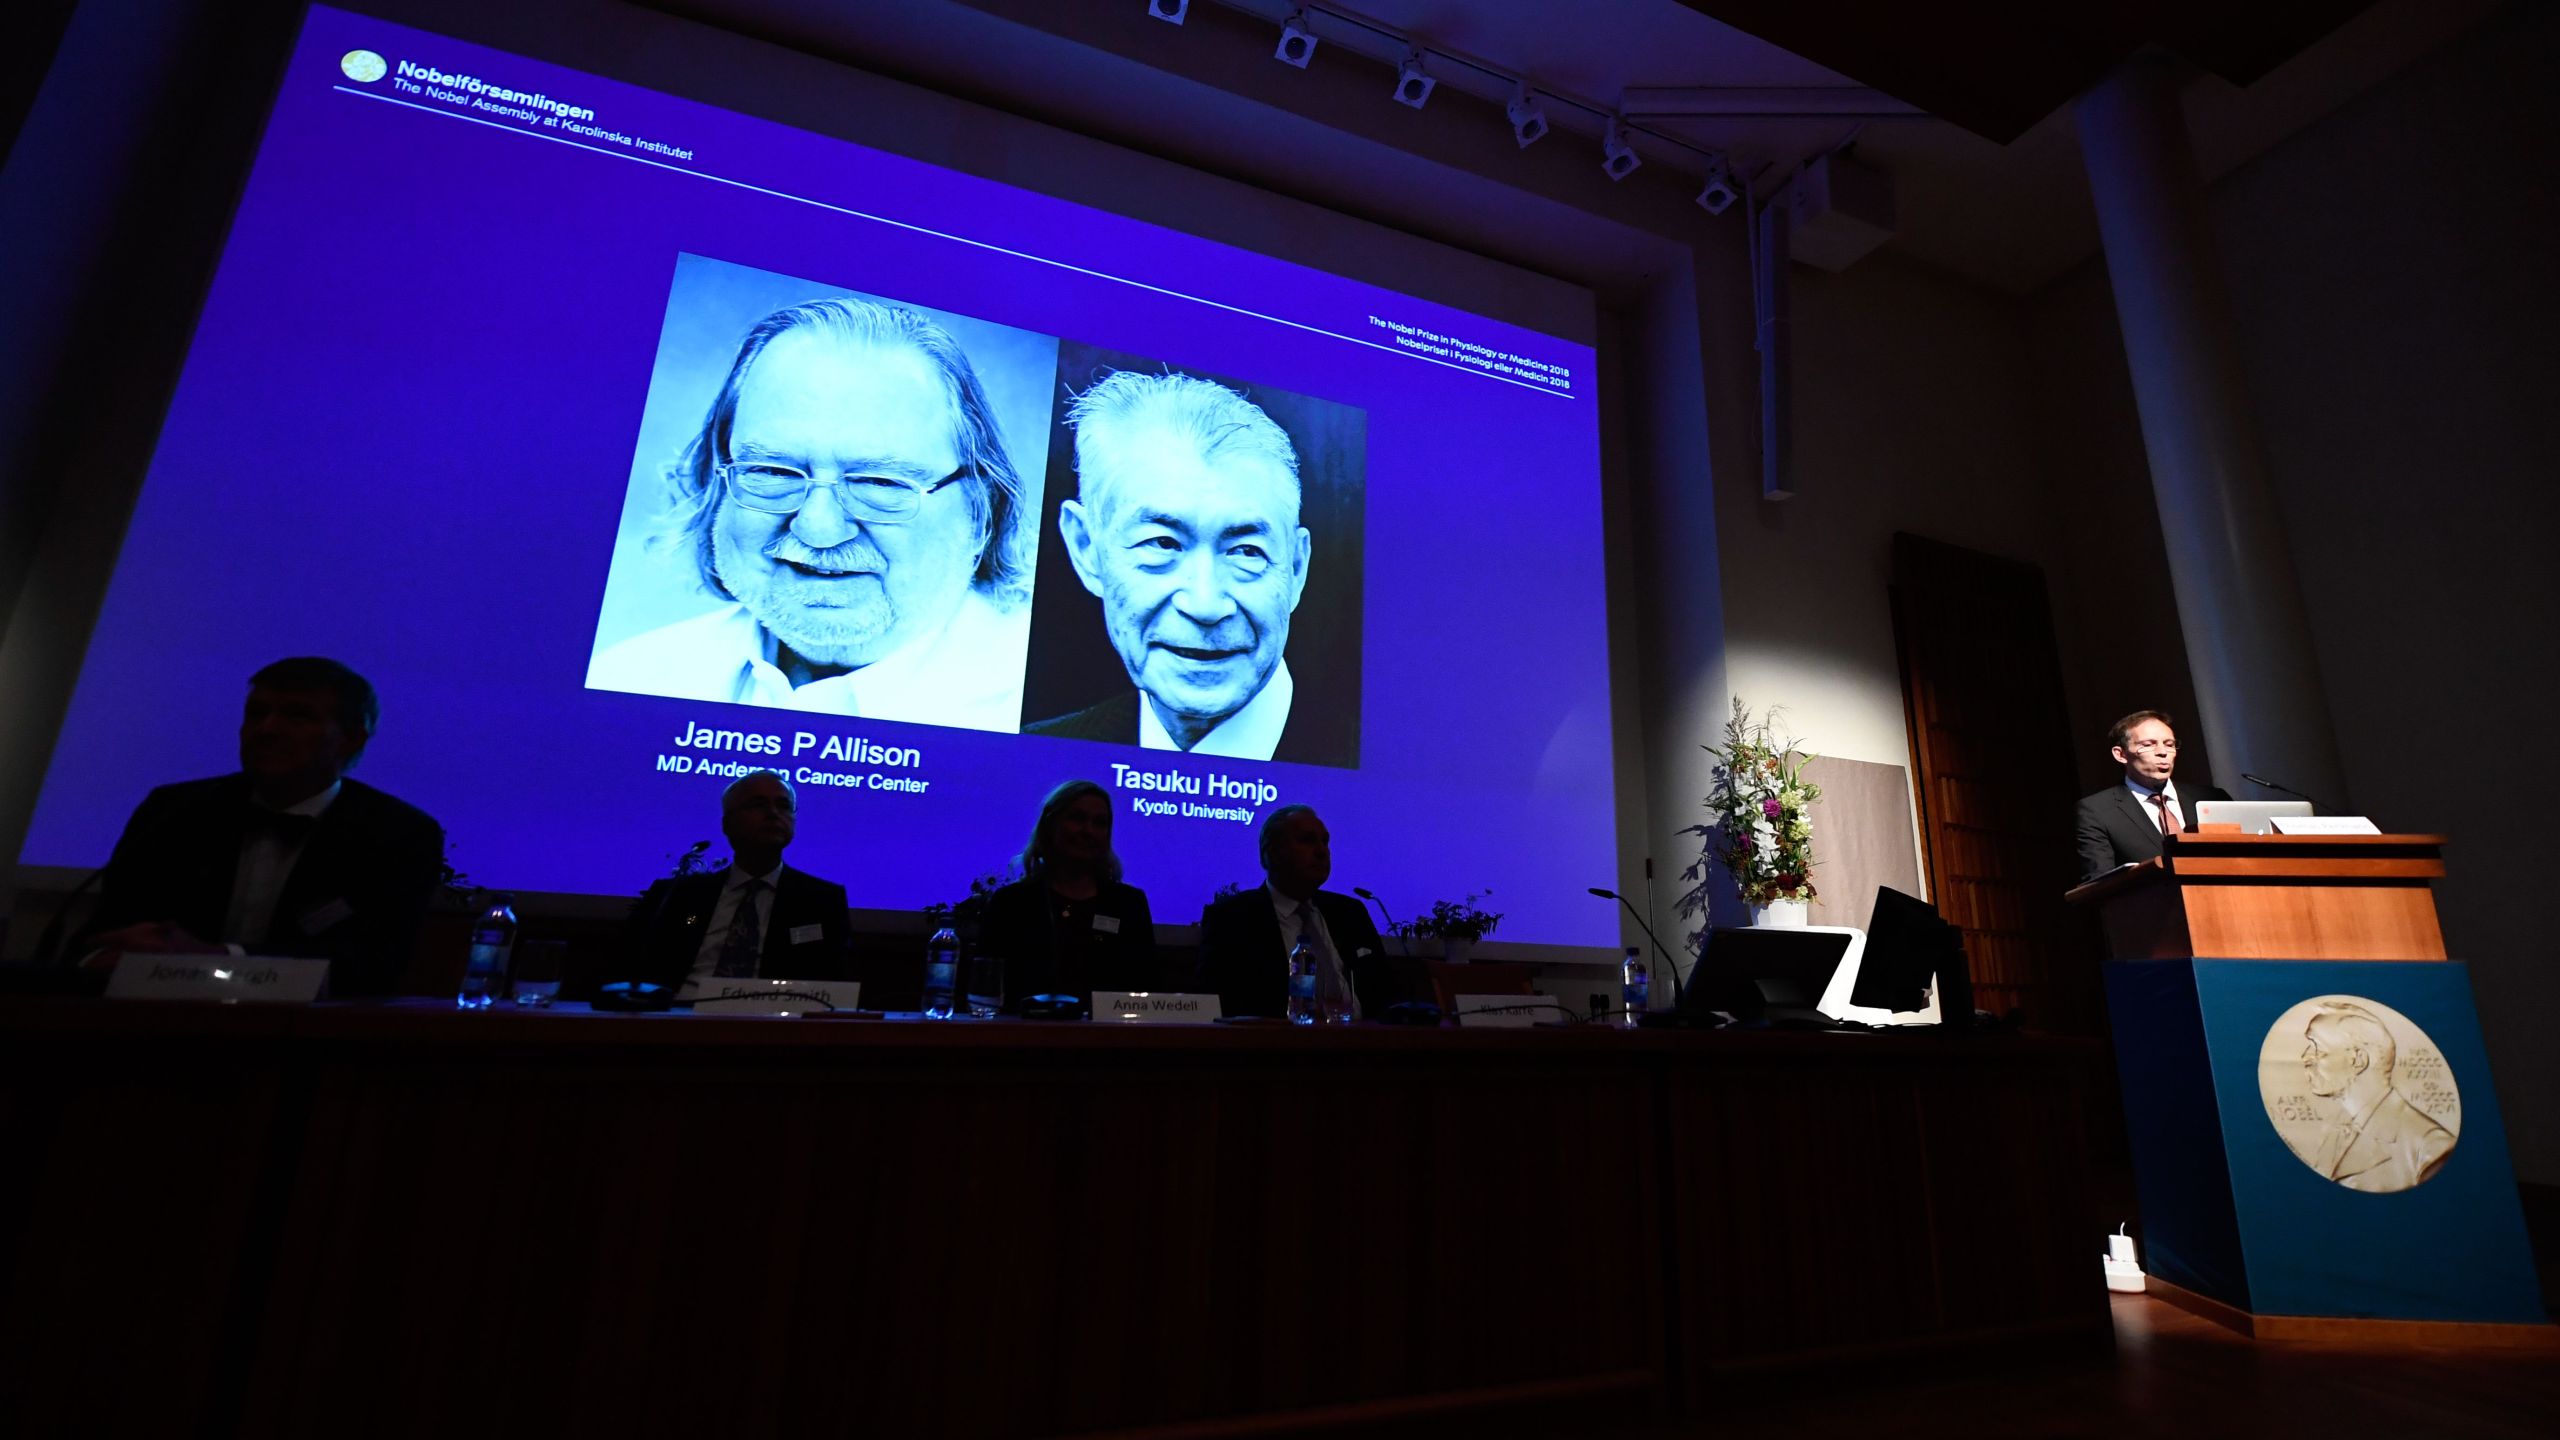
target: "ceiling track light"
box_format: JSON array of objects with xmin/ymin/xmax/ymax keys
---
[
  {"xmin": 1602, "ymin": 117, "xmax": 1641, "ymax": 181},
  {"xmin": 1393, "ymin": 49, "xmax": 1435, "ymax": 109},
  {"xmin": 1276, "ymin": 10, "xmax": 1317, "ymax": 68},
  {"xmin": 1695, "ymin": 159, "xmax": 1739, "ymax": 214},
  {"xmin": 1505, "ymin": 83, "xmax": 1548, "ymax": 148},
  {"xmin": 1146, "ymin": 0, "xmax": 1187, "ymax": 25}
]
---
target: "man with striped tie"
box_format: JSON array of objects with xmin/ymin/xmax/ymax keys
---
[
  {"xmin": 2074, "ymin": 710, "xmax": 2233, "ymax": 882},
  {"xmin": 625, "ymin": 769, "xmax": 853, "ymax": 999}
]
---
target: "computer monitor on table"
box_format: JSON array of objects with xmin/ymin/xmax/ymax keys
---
[
  {"xmin": 1683, "ymin": 926, "xmax": 1860, "ymax": 1025},
  {"xmin": 1849, "ymin": 886, "xmax": 1972, "ymax": 1029}
]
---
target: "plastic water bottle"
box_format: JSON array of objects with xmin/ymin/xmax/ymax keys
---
[
  {"xmin": 1620, "ymin": 946, "xmax": 1649, "ymax": 1028},
  {"xmin": 458, "ymin": 899, "xmax": 517, "ymax": 1010},
  {"xmin": 923, "ymin": 926, "xmax": 959, "ymax": 1019},
  {"xmin": 1286, "ymin": 937, "xmax": 1318, "ymax": 1025}
]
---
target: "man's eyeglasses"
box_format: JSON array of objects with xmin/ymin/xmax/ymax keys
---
[{"xmin": 717, "ymin": 460, "xmax": 968, "ymax": 521}]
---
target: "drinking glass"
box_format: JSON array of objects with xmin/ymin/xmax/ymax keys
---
[{"xmin": 511, "ymin": 939, "xmax": 566, "ymax": 1008}]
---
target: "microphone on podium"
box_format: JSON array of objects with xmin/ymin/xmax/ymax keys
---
[
  {"xmin": 2241, "ymin": 772, "xmax": 2325, "ymax": 810},
  {"xmin": 1588, "ymin": 886, "xmax": 1688, "ymax": 1011}
]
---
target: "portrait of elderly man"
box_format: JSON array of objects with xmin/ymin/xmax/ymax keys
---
[
  {"xmin": 589, "ymin": 277, "xmax": 1045, "ymax": 731},
  {"xmin": 1023, "ymin": 364, "xmax": 1364, "ymax": 767},
  {"xmin": 2299, "ymin": 1001, "xmax": 2458, "ymax": 1193}
]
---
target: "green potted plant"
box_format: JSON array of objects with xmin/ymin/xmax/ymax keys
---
[{"xmin": 1398, "ymin": 891, "xmax": 1503, "ymax": 965}]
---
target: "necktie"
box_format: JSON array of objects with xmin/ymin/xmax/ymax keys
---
[
  {"xmin": 1298, "ymin": 901, "xmax": 1350, "ymax": 1018},
  {"xmin": 2153, "ymin": 791, "xmax": 2179, "ymax": 838},
  {"xmin": 714, "ymin": 877, "xmax": 765, "ymax": 977}
]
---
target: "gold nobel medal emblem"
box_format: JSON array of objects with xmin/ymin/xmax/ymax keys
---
[
  {"xmin": 2259, "ymin": 995, "xmax": 2459, "ymax": 1194},
  {"xmin": 341, "ymin": 50, "xmax": 387, "ymax": 84}
]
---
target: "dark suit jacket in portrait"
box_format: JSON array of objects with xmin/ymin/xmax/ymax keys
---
[
  {"xmin": 2074, "ymin": 782, "xmax": 2234, "ymax": 881},
  {"xmin": 85, "ymin": 772, "xmax": 445, "ymax": 997},
  {"xmin": 978, "ymin": 876, "xmax": 1159, "ymax": 1011},
  {"xmin": 1024, "ymin": 688, "xmax": 1358, "ymax": 769},
  {"xmin": 621, "ymin": 866, "xmax": 855, "ymax": 993},
  {"xmin": 1195, "ymin": 886, "xmax": 1415, "ymax": 1019}
]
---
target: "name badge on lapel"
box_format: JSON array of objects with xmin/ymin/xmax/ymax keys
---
[
  {"xmin": 1092, "ymin": 914, "xmax": 1121, "ymax": 934},
  {"xmin": 789, "ymin": 923, "xmax": 824, "ymax": 945}
]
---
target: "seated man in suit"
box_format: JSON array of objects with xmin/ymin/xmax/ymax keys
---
[
  {"xmin": 623, "ymin": 769, "xmax": 853, "ymax": 998},
  {"xmin": 82, "ymin": 656, "xmax": 444, "ymax": 996},
  {"xmin": 1196, "ymin": 804, "xmax": 1411, "ymax": 1020},
  {"xmin": 2073, "ymin": 709, "xmax": 2232, "ymax": 881}
]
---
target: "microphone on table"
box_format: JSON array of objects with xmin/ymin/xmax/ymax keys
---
[
  {"xmin": 33, "ymin": 866, "xmax": 109, "ymax": 969},
  {"xmin": 2241, "ymin": 773, "xmax": 2325, "ymax": 810},
  {"xmin": 1588, "ymin": 886, "xmax": 1687, "ymax": 1011},
  {"xmin": 1352, "ymin": 887, "xmax": 1410, "ymax": 956}
]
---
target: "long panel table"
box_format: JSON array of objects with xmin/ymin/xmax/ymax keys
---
[{"xmin": 0, "ymin": 1001, "xmax": 2109, "ymax": 1437}]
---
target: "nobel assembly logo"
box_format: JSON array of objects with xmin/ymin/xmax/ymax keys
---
[{"xmin": 340, "ymin": 50, "xmax": 387, "ymax": 84}]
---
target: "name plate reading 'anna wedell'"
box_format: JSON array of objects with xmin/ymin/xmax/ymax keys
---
[
  {"xmin": 1093, "ymin": 992, "xmax": 1223, "ymax": 1024},
  {"xmin": 106, "ymin": 955, "xmax": 330, "ymax": 1004},
  {"xmin": 689, "ymin": 979, "xmax": 859, "ymax": 1016}
]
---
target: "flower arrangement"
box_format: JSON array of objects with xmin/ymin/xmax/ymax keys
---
[
  {"xmin": 1397, "ymin": 892, "xmax": 1503, "ymax": 944},
  {"xmin": 1682, "ymin": 697, "xmax": 1822, "ymax": 910}
]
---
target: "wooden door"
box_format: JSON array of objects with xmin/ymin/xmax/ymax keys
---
[{"xmin": 1890, "ymin": 534, "xmax": 2093, "ymax": 1031}]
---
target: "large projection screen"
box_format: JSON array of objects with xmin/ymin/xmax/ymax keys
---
[{"xmin": 19, "ymin": 5, "xmax": 1620, "ymax": 951}]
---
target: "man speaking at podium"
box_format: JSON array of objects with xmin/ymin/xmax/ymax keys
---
[
  {"xmin": 623, "ymin": 769, "xmax": 853, "ymax": 1000},
  {"xmin": 2074, "ymin": 709, "xmax": 2231, "ymax": 882},
  {"xmin": 82, "ymin": 657, "xmax": 444, "ymax": 996}
]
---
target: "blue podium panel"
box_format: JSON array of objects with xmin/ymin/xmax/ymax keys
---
[{"xmin": 2106, "ymin": 959, "xmax": 2542, "ymax": 1323}]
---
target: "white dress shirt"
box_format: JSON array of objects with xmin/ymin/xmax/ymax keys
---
[
  {"xmin": 1141, "ymin": 662, "xmax": 1294, "ymax": 760},
  {"xmin": 2125, "ymin": 776, "xmax": 2183, "ymax": 833},
  {"xmin": 223, "ymin": 780, "xmax": 341, "ymax": 951},
  {"xmin": 588, "ymin": 590, "xmax": 1028, "ymax": 731},
  {"xmin": 680, "ymin": 863, "xmax": 784, "ymax": 999}
]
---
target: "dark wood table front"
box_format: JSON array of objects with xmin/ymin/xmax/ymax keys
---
[{"xmin": 0, "ymin": 1000, "xmax": 2107, "ymax": 1437}]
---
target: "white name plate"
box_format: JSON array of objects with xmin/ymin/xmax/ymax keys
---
[
  {"xmin": 690, "ymin": 978, "xmax": 859, "ymax": 1016},
  {"xmin": 2270, "ymin": 815, "xmax": 2382, "ymax": 835},
  {"xmin": 1093, "ymin": 991, "xmax": 1223, "ymax": 1024},
  {"xmin": 107, "ymin": 955, "xmax": 330, "ymax": 1004},
  {"xmin": 1454, "ymin": 994, "xmax": 1549, "ymax": 1028}
]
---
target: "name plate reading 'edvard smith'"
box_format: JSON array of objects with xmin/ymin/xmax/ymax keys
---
[
  {"xmin": 1093, "ymin": 992, "xmax": 1223, "ymax": 1024},
  {"xmin": 689, "ymin": 978, "xmax": 859, "ymax": 1016},
  {"xmin": 106, "ymin": 955, "xmax": 330, "ymax": 1004}
]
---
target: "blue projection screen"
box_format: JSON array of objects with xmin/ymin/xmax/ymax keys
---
[{"xmin": 21, "ymin": 6, "xmax": 1619, "ymax": 950}]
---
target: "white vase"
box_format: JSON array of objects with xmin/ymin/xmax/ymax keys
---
[
  {"xmin": 1750, "ymin": 899, "xmax": 1809, "ymax": 929},
  {"xmin": 1438, "ymin": 938, "xmax": 1473, "ymax": 966}
]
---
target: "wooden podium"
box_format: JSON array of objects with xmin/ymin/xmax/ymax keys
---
[
  {"xmin": 2072, "ymin": 831, "xmax": 2551, "ymax": 1339},
  {"xmin": 2065, "ymin": 833, "xmax": 2448, "ymax": 963}
]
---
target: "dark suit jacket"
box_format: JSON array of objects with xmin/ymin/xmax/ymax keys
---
[
  {"xmin": 2074, "ymin": 781, "xmax": 2234, "ymax": 881},
  {"xmin": 86, "ymin": 772, "xmax": 444, "ymax": 997},
  {"xmin": 620, "ymin": 866, "xmax": 855, "ymax": 993},
  {"xmin": 978, "ymin": 876, "xmax": 1158, "ymax": 1011},
  {"xmin": 1195, "ymin": 886, "xmax": 1414, "ymax": 1019},
  {"xmin": 1024, "ymin": 687, "xmax": 1358, "ymax": 769}
]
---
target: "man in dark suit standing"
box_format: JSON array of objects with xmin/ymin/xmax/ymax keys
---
[
  {"xmin": 83, "ymin": 657, "xmax": 444, "ymax": 996},
  {"xmin": 2074, "ymin": 709, "xmax": 2233, "ymax": 882},
  {"xmin": 622, "ymin": 768, "xmax": 852, "ymax": 998},
  {"xmin": 1197, "ymin": 804, "xmax": 1413, "ymax": 1020}
]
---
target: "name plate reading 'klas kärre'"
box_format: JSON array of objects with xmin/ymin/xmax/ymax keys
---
[
  {"xmin": 689, "ymin": 978, "xmax": 858, "ymax": 1016},
  {"xmin": 106, "ymin": 955, "xmax": 330, "ymax": 1004},
  {"xmin": 1093, "ymin": 991, "xmax": 1223, "ymax": 1024}
]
